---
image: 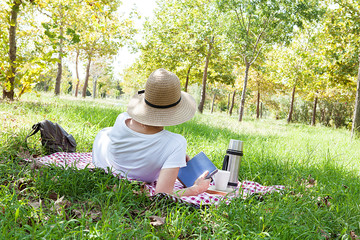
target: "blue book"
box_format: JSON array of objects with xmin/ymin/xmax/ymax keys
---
[{"xmin": 177, "ymin": 152, "xmax": 218, "ymax": 188}]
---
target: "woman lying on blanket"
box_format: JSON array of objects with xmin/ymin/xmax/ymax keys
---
[{"xmin": 92, "ymin": 68, "xmax": 210, "ymax": 196}]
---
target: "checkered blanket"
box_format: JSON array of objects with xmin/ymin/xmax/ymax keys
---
[{"xmin": 25, "ymin": 152, "xmax": 285, "ymax": 206}]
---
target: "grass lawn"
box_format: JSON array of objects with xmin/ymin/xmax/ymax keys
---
[{"xmin": 1, "ymin": 93, "xmax": 360, "ymax": 239}]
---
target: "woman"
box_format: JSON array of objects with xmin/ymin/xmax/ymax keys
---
[{"xmin": 92, "ymin": 68, "xmax": 210, "ymax": 196}]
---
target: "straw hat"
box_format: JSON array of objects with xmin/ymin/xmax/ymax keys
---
[{"xmin": 127, "ymin": 68, "xmax": 197, "ymax": 126}]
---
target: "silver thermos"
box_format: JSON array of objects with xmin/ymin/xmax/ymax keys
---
[{"xmin": 222, "ymin": 139, "xmax": 243, "ymax": 187}]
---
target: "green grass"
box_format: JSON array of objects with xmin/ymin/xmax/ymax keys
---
[{"xmin": 1, "ymin": 93, "xmax": 360, "ymax": 239}]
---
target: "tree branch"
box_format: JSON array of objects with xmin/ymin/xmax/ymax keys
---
[
  {"xmin": 250, "ymin": 44, "xmax": 264, "ymax": 66},
  {"xmin": 234, "ymin": 7, "xmax": 245, "ymax": 29},
  {"xmin": 247, "ymin": 13, "xmax": 252, "ymax": 36}
]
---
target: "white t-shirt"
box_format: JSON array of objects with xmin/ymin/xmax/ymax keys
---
[{"xmin": 92, "ymin": 112, "xmax": 187, "ymax": 183}]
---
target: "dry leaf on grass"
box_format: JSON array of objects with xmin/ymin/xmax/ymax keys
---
[
  {"xmin": 28, "ymin": 199, "xmax": 42, "ymax": 210},
  {"xmin": 17, "ymin": 178, "xmax": 33, "ymax": 191},
  {"xmin": 317, "ymin": 196, "xmax": 332, "ymax": 208},
  {"xmin": 71, "ymin": 204, "xmax": 102, "ymax": 221},
  {"xmin": 106, "ymin": 184, "xmax": 118, "ymax": 192},
  {"xmin": 133, "ymin": 182, "xmax": 148, "ymax": 196},
  {"xmin": 48, "ymin": 192, "xmax": 58, "ymax": 201},
  {"xmin": 350, "ymin": 231, "xmax": 360, "ymax": 240},
  {"xmin": 72, "ymin": 209, "xmax": 83, "ymax": 218},
  {"xmin": 149, "ymin": 215, "xmax": 165, "ymax": 226},
  {"xmin": 89, "ymin": 209, "xmax": 102, "ymax": 221},
  {"xmin": 297, "ymin": 175, "xmax": 317, "ymax": 189},
  {"xmin": 51, "ymin": 176, "xmax": 59, "ymax": 183},
  {"xmin": 129, "ymin": 209, "xmax": 146, "ymax": 218},
  {"xmin": 16, "ymin": 148, "xmax": 32, "ymax": 160},
  {"xmin": 51, "ymin": 196, "xmax": 72, "ymax": 214},
  {"xmin": 319, "ymin": 228, "xmax": 330, "ymax": 240},
  {"xmin": 31, "ymin": 160, "xmax": 45, "ymax": 170}
]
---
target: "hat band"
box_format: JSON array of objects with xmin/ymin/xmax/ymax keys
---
[
  {"xmin": 145, "ymin": 97, "xmax": 181, "ymax": 109},
  {"xmin": 138, "ymin": 89, "xmax": 182, "ymax": 109}
]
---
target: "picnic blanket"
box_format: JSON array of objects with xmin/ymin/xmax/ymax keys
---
[{"xmin": 25, "ymin": 152, "xmax": 285, "ymax": 206}]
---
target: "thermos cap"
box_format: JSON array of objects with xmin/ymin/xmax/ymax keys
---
[{"xmin": 228, "ymin": 139, "xmax": 243, "ymax": 151}]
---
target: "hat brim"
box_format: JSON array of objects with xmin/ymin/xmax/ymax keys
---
[{"xmin": 127, "ymin": 91, "xmax": 197, "ymax": 126}]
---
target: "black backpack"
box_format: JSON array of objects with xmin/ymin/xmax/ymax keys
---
[{"xmin": 25, "ymin": 120, "xmax": 77, "ymax": 154}]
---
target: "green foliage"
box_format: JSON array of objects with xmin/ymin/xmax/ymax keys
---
[
  {"xmin": 132, "ymin": 0, "xmax": 235, "ymax": 89},
  {"xmin": 0, "ymin": 1, "xmax": 56, "ymax": 99},
  {"xmin": 322, "ymin": 0, "xmax": 360, "ymax": 82},
  {"xmin": 218, "ymin": 0, "xmax": 324, "ymax": 62},
  {"xmin": 0, "ymin": 0, "xmax": 136, "ymax": 100}
]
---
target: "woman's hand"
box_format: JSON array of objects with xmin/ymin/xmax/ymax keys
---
[
  {"xmin": 155, "ymin": 168, "xmax": 211, "ymax": 197},
  {"xmin": 192, "ymin": 170, "xmax": 211, "ymax": 195}
]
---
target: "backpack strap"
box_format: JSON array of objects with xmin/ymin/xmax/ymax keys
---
[{"xmin": 25, "ymin": 123, "xmax": 41, "ymax": 143}]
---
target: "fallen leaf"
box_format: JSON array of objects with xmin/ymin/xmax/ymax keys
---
[
  {"xmin": 31, "ymin": 160, "xmax": 44, "ymax": 170},
  {"xmin": 149, "ymin": 215, "xmax": 165, "ymax": 226},
  {"xmin": 130, "ymin": 209, "xmax": 146, "ymax": 217},
  {"xmin": 317, "ymin": 196, "xmax": 332, "ymax": 208},
  {"xmin": 308, "ymin": 175, "xmax": 315, "ymax": 184},
  {"xmin": 306, "ymin": 175, "xmax": 317, "ymax": 188},
  {"xmin": 89, "ymin": 209, "xmax": 102, "ymax": 221},
  {"xmin": 17, "ymin": 147, "xmax": 32, "ymax": 159},
  {"xmin": 72, "ymin": 209, "xmax": 83, "ymax": 218},
  {"xmin": 17, "ymin": 178, "xmax": 32, "ymax": 191},
  {"xmin": 106, "ymin": 184, "xmax": 117, "ymax": 192},
  {"xmin": 297, "ymin": 175, "xmax": 317, "ymax": 189},
  {"xmin": 48, "ymin": 192, "xmax": 58, "ymax": 201},
  {"xmin": 133, "ymin": 182, "xmax": 148, "ymax": 195},
  {"xmin": 51, "ymin": 176, "xmax": 59, "ymax": 183},
  {"xmin": 319, "ymin": 228, "xmax": 330, "ymax": 240},
  {"xmin": 52, "ymin": 196, "xmax": 72, "ymax": 215},
  {"xmin": 350, "ymin": 231, "xmax": 360, "ymax": 240},
  {"xmin": 28, "ymin": 199, "xmax": 42, "ymax": 210}
]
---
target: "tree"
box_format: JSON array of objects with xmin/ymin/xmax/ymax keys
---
[
  {"xmin": 218, "ymin": 0, "xmax": 323, "ymax": 121},
  {"xmin": 138, "ymin": 0, "xmax": 234, "ymax": 113},
  {"xmin": 353, "ymin": 56, "xmax": 360, "ymax": 137},
  {"xmin": 77, "ymin": 1, "xmax": 135, "ymax": 98},
  {"xmin": 4, "ymin": 0, "xmax": 22, "ymax": 100},
  {"xmin": 39, "ymin": 1, "xmax": 81, "ymax": 96},
  {"xmin": 1, "ymin": 0, "xmax": 55, "ymax": 100},
  {"xmin": 88, "ymin": 57, "xmax": 111, "ymax": 99},
  {"xmin": 321, "ymin": 0, "xmax": 360, "ymax": 136}
]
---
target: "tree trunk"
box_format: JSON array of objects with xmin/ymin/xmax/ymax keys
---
[
  {"xmin": 3, "ymin": 1, "xmax": 20, "ymax": 100},
  {"xmin": 260, "ymin": 102, "xmax": 263, "ymax": 118},
  {"xmin": 92, "ymin": 77, "xmax": 97, "ymax": 99},
  {"xmin": 54, "ymin": 7, "xmax": 63, "ymax": 96},
  {"xmin": 82, "ymin": 56, "xmax": 91, "ymax": 98},
  {"xmin": 311, "ymin": 96, "xmax": 318, "ymax": 126},
  {"xmin": 227, "ymin": 93, "xmax": 230, "ymax": 113},
  {"xmin": 211, "ymin": 92, "xmax": 216, "ymax": 114},
  {"xmin": 351, "ymin": 53, "xmax": 360, "ymax": 138},
  {"xmin": 238, "ymin": 63, "xmax": 251, "ymax": 121},
  {"xmin": 287, "ymin": 84, "xmax": 296, "ymax": 123},
  {"xmin": 198, "ymin": 36, "xmax": 214, "ymax": 113},
  {"xmin": 256, "ymin": 88, "xmax": 260, "ymax": 119},
  {"xmin": 75, "ymin": 50, "xmax": 80, "ymax": 97},
  {"xmin": 184, "ymin": 66, "xmax": 191, "ymax": 92},
  {"xmin": 229, "ymin": 90, "xmax": 236, "ymax": 116}
]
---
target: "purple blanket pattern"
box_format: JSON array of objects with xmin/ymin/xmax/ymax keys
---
[{"xmin": 26, "ymin": 152, "xmax": 285, "ymax": 206}]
